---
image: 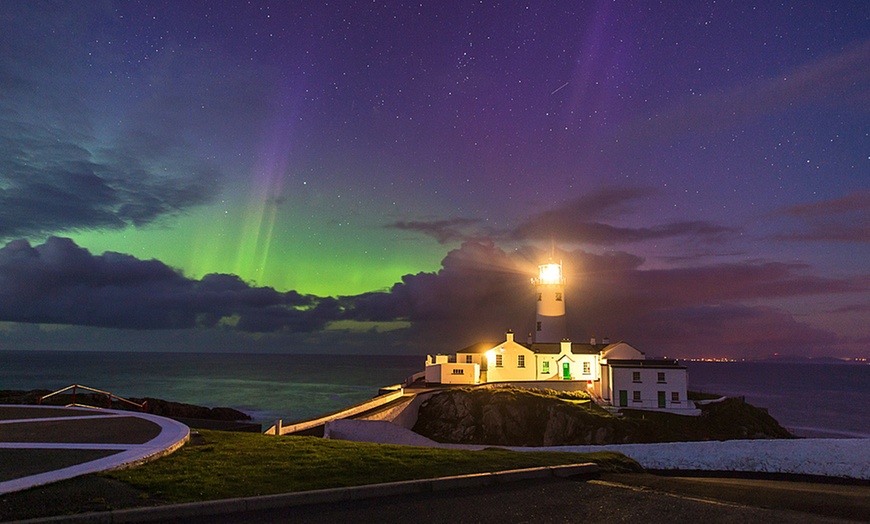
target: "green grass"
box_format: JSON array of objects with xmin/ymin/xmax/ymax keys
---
[{"xmin": 105, "ymin": 430, "xmax": 639, "ymax": 503}]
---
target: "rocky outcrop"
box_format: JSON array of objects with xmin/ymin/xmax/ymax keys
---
[
  {"xmin": 413, "ymin": 386, "xmax": 793, "ymax": 446},
  {"xmin": 135, "ymin": 397, "xmax": 250, "ymax": 421},
  {"xmin": 0, "ymin": 390, "xmax": 250, "ymax": 421},
  {"xmin": 413, "ymin": 387, "xmax": 639, "ymax": 446}
]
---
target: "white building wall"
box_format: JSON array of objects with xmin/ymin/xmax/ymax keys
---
[
  {"xmin": 424, "ymin": 362, "xmax": 479, "ymax": 384},
  {"xmin": 535, "ymin": 283, "xmax": 567, "ymax": 343},
  {"xmin": 424, "ymin": 363, "xmax": 441, "ymax": 384},
  {"xmin": 455, "ymin": 352, "xmax": 485, "ymax": 367},
  {"xmin": 537, "ymin": 354, "xmax": 560, "ymax": 380},
  {"xmin": 484, "ymin": 338, "xmax": 537, "ymax": 383},
  {"xmin": 574, "ymin": 354, "xmax": 599, "ymax": 381},
  {"xmin": 610, "ymin": 366, "xmax": 690, "ymax": 410}
]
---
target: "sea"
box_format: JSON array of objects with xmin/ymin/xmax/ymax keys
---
[{"xmin": 1, "ymin": 351, "xmax": 868, "ymax": 439}]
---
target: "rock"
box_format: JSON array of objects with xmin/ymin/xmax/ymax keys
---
[
  {"xmin": 0, "ymin": 390, "xmax": 250, "ymax": 421},
  {"xmin": 413, "ymin": 386, "xmax": 793, "ymax": 446},
  {"xmin": 137, "ymin": 398, "xmax": 251, "ymax": 421}
]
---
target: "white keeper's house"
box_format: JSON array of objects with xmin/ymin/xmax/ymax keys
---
[{"xmin": 425, "ymin": 260, "xmax": 696, "ymax": 412}]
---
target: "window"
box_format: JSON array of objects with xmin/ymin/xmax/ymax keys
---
[
  {"xmin": 495, "ymin": 354, "xmax": 503, "ymax": 367},
  {"xmin": 536, "ymin": 321, "xmax": 542, "ymax": 331},
  {"xmin": 517, "ymin": 355, "xmax": 525, "ymax": 368},
  {"xmin": 555, "ymin": 292, "xmax": 562, "ymax": 301},
  {"xmin": 671, "ymin": 392, "xmax": 680, "ymax": 403},
  {"xmin": 632, "ymin": 391, "xmax": 641, "ymax": 402},
  {"xmin": 537, "ymin": 293, "xmax": 542, "ymax": 301},
  {"xmin": 632, "ymin": 371, "xmax": 641, "ymax": 382},
  {"xmin": 582, "ymin": 361, "xmax": 591, "ymax": 374},
  {"xmin": 465, "ymin": 355, "xmax": 473, "ymax": 364},
  {"xmin": 451, "ymin": 368, "xmax": 464, "ymax": 375},
  {"xmin": 657, "ymin": 372, "xmax": 666, "ymax": 383},
  {"xmin": 542, "ymin": 361, "xmax": 550, "ymax": 373}
]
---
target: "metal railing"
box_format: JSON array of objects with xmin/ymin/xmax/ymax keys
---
[{"xmin": 38, "ymin": 384, "xmax": 147, "ymax": 412}]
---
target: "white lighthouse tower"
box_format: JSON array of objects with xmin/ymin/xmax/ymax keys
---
[{"xmin": 532, "ymin": 261, "xmax": 567, "ymax": 343}]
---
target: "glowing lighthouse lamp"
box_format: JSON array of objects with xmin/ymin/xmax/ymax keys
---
[
  {"xmin": 532, "ymin": 261, "xmax": 567, "ymax": 343},
  {"xmin": 536, "ymin": 262, "xmax": 564, "ymax": 286}
]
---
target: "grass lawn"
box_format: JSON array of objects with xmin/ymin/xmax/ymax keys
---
[{"xmin": 105, "ymin": 430, "xmax": 640, "ymax": 503}]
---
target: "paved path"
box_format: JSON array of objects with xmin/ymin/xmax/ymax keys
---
[
  {"xmin": 0, "ymin": 405, "xmax": 189, "ymax": 494},
  {"xmin": 325, "ymin": 419, "xmax": 870, "ymax": 480}
]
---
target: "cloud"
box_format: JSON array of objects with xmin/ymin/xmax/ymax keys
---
[
  {"xmin": 618, "ymin": 304, "xmax": 842, "ymax": 357},
  {"xmin": 511, "ymin": 187, "xmax": 736, "ymax": 245},
  {"xmin": 0, "ymin": 131, "xmax": 222, "ymax": 239},
  {"xmin": 389, "ymin": 217, "xmax": 483, "ymax": 244},
  {"xmin": 0, "ymin": 61, "xmax": 223, "ymax": 240},
  {"xmin": 625, "ymin": 40, "xmax": 870, "ymax": 140},
  {"xmin": 2, "ymin": 237, "xmax": 864, "ymax": 357},
  {"xmin": 0, "ymin": 4, "xmax": 283, "ymax": 241},
  {"xmin": 0, "ymin": 237, "xmax": 324, "ymax": 332},
  {"xmin": 340, "ymin": 241, "xmax": 864, "ymax": 356},
  {"xmin": 345, "ymin": 241, "xmax": 534, "ymax": 335},
  {"xmin": 775, "ymin": 190, "xmax": 870, "ymax": 243},
  {"xmin": 391, "ymin": 187, "xmax": 738, "ymax": 247}
]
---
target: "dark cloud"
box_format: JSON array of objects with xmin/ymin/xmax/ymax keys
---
[
  {"xmin": 392, "ymin": 187, "xmax": 738, "ymax": 247},
  {"xmin": 775, "ymin": 190, "xmax": 870, "ymax": 243},
  {"xmin": 2, "ymin": 237, "xmax": 864, "ymax": 357},
  {"xmin": 513, "ymin": 217, "xmax": 734, "ymax": 245},
  {"xmin": 343, "ymin": 242, "xmax": 864, "ymax": 357},
  {"xmin": 833, "ymin": 303, "xmax": 870, "ymax": 314},
  {"xmin": 0, "ymin": 68, "xmax": 223, "ymax": 240},
  {"xmin": 0, "ymin": 237, "xmax": 322, "ymax": 332},
  {"xmin": 0, "ymin": 132, "xmax": 221, "ymax": 239},
  {"xmin": 615, "ymin": 305, "xmax": 842, "ymax": 357},
  {"xmin": 389, "ymin": 218, "xmax": 483, "ymax": 244},
  {"xmin": 344, "ymin": 241, "xmax": 536, "ymax": 347},
  {"xmin": 563, "ymin": 255, "xmax": 865, "ymax": 357},
  {"xmin": 511, "ymin": 188, "xmax": 736, "ymax": 245}
]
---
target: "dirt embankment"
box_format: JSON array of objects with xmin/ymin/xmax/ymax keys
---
[{"xmin": 412, "ymin": 386, "xmax": 793, "ymax": 446}]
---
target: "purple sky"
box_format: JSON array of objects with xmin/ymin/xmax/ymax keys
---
[{"xmin": 0, "ymin": 2, "xmax": 868, "ymax": 358}]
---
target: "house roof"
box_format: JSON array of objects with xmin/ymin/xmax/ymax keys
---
[
  {"xmin": 528, "ymin": 342, "xmax": 605, "ymax": 355},
  {"xmin": 607, "ymin": 358, "xmax": 685, "ymax": 369},
  {"xmin": 456, "ymin": 341, "xmax": 498, "ymax": 354},
  {"xmin": 457, "ymin": 339, "xmax": 614, "ymax": 356}
]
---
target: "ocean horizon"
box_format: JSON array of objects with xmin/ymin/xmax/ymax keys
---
[{"xmin": 1, "ymin": 350, "xmax": 867, "ymax": 439}]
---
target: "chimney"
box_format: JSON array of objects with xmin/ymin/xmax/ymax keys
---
[
  {"xmin": 527, "ymin": 332, "xmax": 533, "ymax": 344},
  {"xmin": 506, "ymin": 330, "xmax": 514, "ymax": 342},
  {"xmin": 602, "ymin": 336, "xmax": 610, "ymax": 345},
  {"xmin": 560, "ymin": 339, "xmax": 572, "ymax": 354},
  {"xmin": 590, "ymin": 335, "xmax": 597, "ymax": 345}
]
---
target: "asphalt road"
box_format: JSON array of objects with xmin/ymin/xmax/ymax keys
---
[{"xmin": 156, "ymin": 475, "xmax": 864, "ymax": 524}]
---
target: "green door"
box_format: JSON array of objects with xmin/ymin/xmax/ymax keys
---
[
  {"xmin": 658, "ymin": 391, "xmax": 666, "ymax": 408},
  {"xmin": 618, "ymin": 390, "xmax": 628, "ymax": 407},
  {"xmin": 562, "ymin": 362, "xmax": 570, "ymax": 380}
]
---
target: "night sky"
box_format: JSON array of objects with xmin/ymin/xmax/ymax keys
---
[{"xmin": 1, "ymin": 2, "xmax": 868, "ymax": 359}]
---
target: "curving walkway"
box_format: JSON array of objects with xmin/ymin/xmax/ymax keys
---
[
  {"xmin": 0, "ymin": 405, "xmax": 189, "ymax": 494},
  {"xmin": 324, "ymin": 419, "xmax": 870, "ymax": 480}
]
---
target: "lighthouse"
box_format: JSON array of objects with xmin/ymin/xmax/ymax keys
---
[{"xmin": 532, "ymin": 261, "xmax": 567, "ymax": 342}]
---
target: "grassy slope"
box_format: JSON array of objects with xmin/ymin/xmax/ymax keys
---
[{"xmin": 105, "ymin": 430, "xmax": 640, "ymax": 503}]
